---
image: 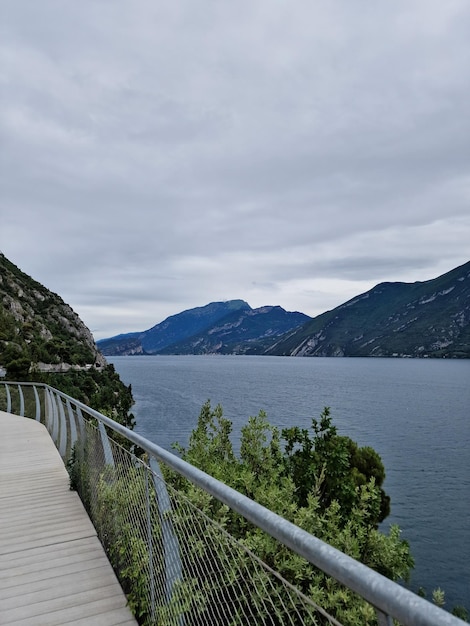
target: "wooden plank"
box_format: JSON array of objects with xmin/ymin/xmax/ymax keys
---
[
  {"xmin": 0, "ymin": 539, "xmax": 110, "ymax": 583},
  {"xmin": 0, "ymin": 587, "xmax": 130, "ymax": 624},
  {"xmin": 0, "ymin": 411, "xmax": 137, "ymax": 625}
]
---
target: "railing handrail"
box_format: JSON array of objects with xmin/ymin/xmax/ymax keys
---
[{"xmin": 0, "ymin": 380, "xmax": 465, "ymax": 626}]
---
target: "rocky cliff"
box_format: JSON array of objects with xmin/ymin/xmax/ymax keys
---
[{"xmin": 0, "ymin": 253, "xmax": 106, "ymax": 376}]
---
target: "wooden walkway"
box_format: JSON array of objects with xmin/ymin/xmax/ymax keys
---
[{"xmin": 0, "ymin": 411, "xmax": 137, "ymax": 626}]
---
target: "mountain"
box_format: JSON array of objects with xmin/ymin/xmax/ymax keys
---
[
  {"xmin": 0, "ymin": 252, "xmax": 135, "ymax": 430},
  {"xmin": 98, "ymin": 262, "xmax": 470, "ymax": 359},
  {"xmin": 267, "ymin": 261, "xmax": 470, "ymax": 358},
  {"xmin": 158, "ymin": 305, "xmax": 311, "ymax": 355},
  {"xmin": 0, "ymin": 252, "xmax": 106, "ymax": 375},
  {"xmin": 97, "ymin": 300, "xmax": 252, "ymax": 355}
]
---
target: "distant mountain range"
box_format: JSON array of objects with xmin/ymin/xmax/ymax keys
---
[
  {"xmin": 97, "ymin": 301, "xmax": 311, "ymax": 356},
  {"xmin": 99, "ymin": 261, "xmax": 470, "ymax": 358}
]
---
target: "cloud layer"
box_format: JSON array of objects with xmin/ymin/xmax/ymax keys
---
[{"xmin": 2, "ymin": 1, "xmax": 469, "ymax": 339}]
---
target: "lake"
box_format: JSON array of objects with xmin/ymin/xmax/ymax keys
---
[{"xmin": 110, "ymin": 355, "xmax": 470, "ymax": 610}]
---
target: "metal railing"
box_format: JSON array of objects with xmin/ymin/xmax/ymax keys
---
[{"xmin": 0, "ymin": 381, "xmax": 465, "ymax": 626}]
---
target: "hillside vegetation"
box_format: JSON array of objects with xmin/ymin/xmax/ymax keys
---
[
  {"xmin": 0, "ymin": 253, "xmax": 105, "ymax": 374},
  {"xmin": 158, "ymin": 305, "xmax": 310, "ymax": 355},
  {"xmin": 0, "ymin": 253, "xmax": 133, "ymax": 428},
  {"xmin": 268, "ymin": 261, "xmax": 470, "ymax": 358}
]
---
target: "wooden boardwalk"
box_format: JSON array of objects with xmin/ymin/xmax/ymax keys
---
[{"xmin": 0, "ymin": 411, "xmax": 137, "ymax": 626}]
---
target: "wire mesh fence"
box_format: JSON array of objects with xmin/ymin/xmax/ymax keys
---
[{"xmin": 71, "ymin": 417, "xmax": 341, "ymax": 626}]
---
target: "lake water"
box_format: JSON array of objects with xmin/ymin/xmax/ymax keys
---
[{"xmin": 110, "ymin": 355, "xmax": 470, "ymax": 610}]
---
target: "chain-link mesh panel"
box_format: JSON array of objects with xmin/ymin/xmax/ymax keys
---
[
  {"xmin": 70, "ymin": 418, "xmax": 344, "ymax": 626},
  {"xmin": 150, "ymin": 472, "xmax": 343, "ymax": 626}
]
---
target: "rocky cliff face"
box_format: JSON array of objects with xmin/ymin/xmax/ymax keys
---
[{"xmin": 0, "ymin": 253, "xmax": 106, "ymax": 374}]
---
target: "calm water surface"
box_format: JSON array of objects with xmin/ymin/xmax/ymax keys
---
[{"xmin": 110, "ymin": 355, "xmax": 470, "ymax": 609}]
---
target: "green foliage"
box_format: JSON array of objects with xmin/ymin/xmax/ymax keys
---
[
  {"xmin": 432, "ymin": 588, "xmax": 446, "ymax": 608},
  {"xmin": 38, "ymin": 365, "xmax": 135, "ymax": 431},
  {"xmin": 0, "ymin": 305, "xmax": 17, "ymax": 340},
  {"xmin": 171, "ymin": 402, "xmax": 414, "ymax": 625},
  {"xmin": 282, "ymin": 408, "xmax": 390, "ymax": 524},
  {"xmin": 69, "ymin": 437, "xmax": 203, "ymax": 626},
  {"xmin": 5, "ymin": 356, "xmax": 31, "ymax": 379},
  {"xmin": 66, "ymin": 443, "xmax": 81, "ymax": 492},
  {"xmin": 0, "ymin": 297, "xmax": 95, "ymax": 372},
  {"xmin": 67, "ymin": 401, "xmax": 466, "ymax": 625},
  {"xmin": 68, "ymin": 441, "xmax": 154, "ymax": 623},
  {"xmin": 414, "ymin": 586, "xmax": 468, "ymax": 621},
  {"xmin": 452, "ymin": 606, "xmax": 469, "ymax": 621},
  {"xmin": 95, "ymin": 465, "xmax": 159, "ymax": 622}
]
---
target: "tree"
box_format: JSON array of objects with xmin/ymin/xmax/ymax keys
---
[
  {"xmin": 5, "ymin": 356, "xmax": 31, "ymax": 379},
  {"xmin": 170, "ymin": 402, "xmax": 414, "ymax": 624},
  {"xmin": 282, "ymin": 407, "xmax": 390, "ymax": 525}
]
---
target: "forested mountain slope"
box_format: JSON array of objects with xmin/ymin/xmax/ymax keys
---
[
  {"xmin": 267, "ymin": 261, "xmax": 470, "ymax": 358},
  {"xmin": 98, "ymin": 300, "xmax": 251, "ymax": 355},
  {"xmin": 0, "ymin": 252, "xmax": 133, "ymax": 427},
  {"xmin": 158, "ymin": 305, "xmax": 310, "ymax": 355}
]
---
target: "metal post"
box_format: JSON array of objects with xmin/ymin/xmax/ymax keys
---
[
  {"xmin": 376, "ymin": 609, "xmax": 394, "ymax": 626},
  {"xmin": 76, "ymin": 406, "xmax": 86, "ymax": 442},
  {"xmin": 45, "ymin": 386, "xmax": 52, "ymax": 431},
  {"xmin": 58, "ymin": 396, "xmax": 68, "ymax": 459},
  {"xmin": 5, "ymin": 383, "xmax": 11, "ymax": 414},
  {"xmin": 33, "ymin": 385, "xmax": 41, "ymax": 421},
  {"xmin": 18, "ymin": 384, "xmax": 25, "ymax": 417},
  {"xmin": 145, "ymin": 469, "xmax": 156, "ymax": 622},
  {"xmin": 50, "ymin": 390, "xmax": 59, "ymax": 446},
  {"xmin": 66, "ymin": 398, "xmax": 78, "ymax": 452},
  {"xmin": 149, "ymin": 456, "xmax": 184, "ymax": 618},
  {"xmin": 98, "ymin": 421, "xmax": 115, "ymax": 467}
]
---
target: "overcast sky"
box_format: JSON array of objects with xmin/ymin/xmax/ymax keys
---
[{"xmin": 1, "ymin": 1, "xmax": 469, "ymax": 340}]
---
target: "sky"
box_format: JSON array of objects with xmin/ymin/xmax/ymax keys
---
[{"xmin": 1, "ymin": 1, "xmax": 469, "ymax": 341}]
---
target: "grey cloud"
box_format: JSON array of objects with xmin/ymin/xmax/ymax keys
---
[{"xmin": 1, "ymin": 1, "xmax": 469, "ymax": 338}]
